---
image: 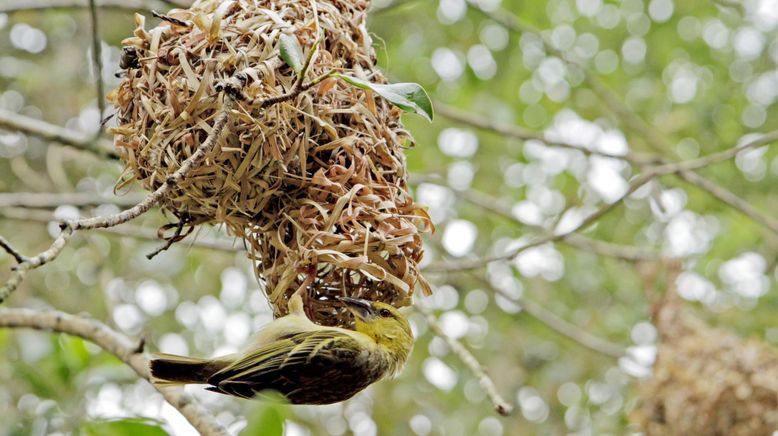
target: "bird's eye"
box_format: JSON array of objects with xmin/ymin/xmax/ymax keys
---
[{"xmin": 379, "ymin": 308, "xmax": 392, "ymax": 317}]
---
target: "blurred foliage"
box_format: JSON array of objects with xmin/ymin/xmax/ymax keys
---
[
  {"xmin": 1, "ymin": 0, "xmax": 778, "ymax": 435},
  {"xmin": 83, "ymin": 418, "xmax": 168, "ymax": 436}
]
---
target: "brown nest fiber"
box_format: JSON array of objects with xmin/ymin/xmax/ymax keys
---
[
  {"xmin": 635, "ymin": 293, "xmax": 778, "ymax": 435},
  {"xmin": 108, "ymin": 0, "xmax": 432, "ymax": 325}
]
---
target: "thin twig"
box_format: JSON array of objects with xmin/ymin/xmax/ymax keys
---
[
  {"xmin": 152, "ymin": 10, "xmax": 192, "ymax": 27},
  {"xmin": 435, "ymin": 268, "xmax": 628, "ymax": 358},
  {"xmin": 0, "ymin": 0, "xmax": 151, "ymax": 12},
  {"xmin": 0, "ymin": 192, "xmax": 145, "ymax": 209},
  {"xmin": 0, "ymin": 236, "xmax": 28, "ymax": 264},
  {"xmin": 370, "ymin": 0, "xmax": 421, "ymax": 14},
  {"xmin": 71, "ymin": 99, "xmax": 235, "ymax": 232},
  {"xmin": 459, "ymin": 188, "xmax": 656, "ymax": 261},
  {"xmin": 0, "ymin": 109, "xmax": 118, "ymax": 159},
  {"xmin": 412, "ymin": 174, "xmax": 657, "ymax": 262},
  {"xmin": 418, "ymin": 305, "xmax": 514, "ymax": 415},
  {"xmin": 0, "ymin": 99, "xmax": 236, "ymax": 302},
  {"xmin": 676, "ymin": 170, "xmax": 778, "ymax": 234},
  {"xmin": 256, "ymin": 67, "xmax": 328, "ymax": 108},
  {"xmin": 0, "ymin": 206, "xmax": 244, "ymax": 253},
  {"xmin": 423, "ymin": 127, "xmax": 778, "ymax": 273},
  {"xmin": 146, "ymin": 219, "xmax": 190, "ymax": 259},
  {"xmin": 160, "ymin": 0, "xmax": 191, "ymax": 8},
  {"xmin": 88, "ymin": 0, "xmax": 105, "ymax": 138},
  {"xmin": 220, "ymin": 29, "xmax": 327, "ymax": 107},
  {"xmin": 583, "ymin": 58, "xmax": 778, "ymax": 235},
  {"xmin": 477, "ymin": 4, "xmax": 778, "ymax": 239},
  {"xmin": 476, "ymin": 276, "xmax": 627, "ymax": 358},
  {"xmin": 0, "ymin": 307, "xmax": 228, "ymax": 436},
  {"xmin": 649, "ymin": 131, "xmax": 778, "ymax": 175},
  {"xmin": 435, "ymin": 103, "xmax": 644, "ymax": 163},
  {"xmin": 0, "ymin": 227, "xmax": 74, "ymax": 303},
  {"xmin": 521, "ymin": 297, "xmax": 626, "ymax": 358},
  {"xmin": 424, "ymin": 170, "xmax": 655, "ymax": 272}
]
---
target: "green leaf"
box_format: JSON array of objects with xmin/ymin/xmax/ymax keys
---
[
  {"xmin": 334, "ymin": 74, "xmax": 434, "ymax": 122},
  {"xmin": 240, "ymin": 392, "xmax": 289, "ymax": 436},
  {"xmin": 83, "ymin": 418, "xmax": 167, "ymax": 436},
  {"xmin": 279, "ymin": 34, "xmax": 304, "ymax": 73}
]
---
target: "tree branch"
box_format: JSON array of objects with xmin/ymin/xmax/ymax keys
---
[
  {"xmin": 519, "ymin": 296, "xmax": 626, "ymax": 358},
  {"xmin": 0, "ymin": 235, "xmax": 28, "ymax": 264},
  {"xmin": 0, "ymin": 228, "xmax": 73, "ymax": 303},
  {"xmin": 459, "ymin": 275, "xmax": 627, "ymax": 358},
  {"xmin": 0, "ymin": 109, "xmax": 118, "ymax": 160},
  {"xmin": 0, "ymin": 0, "xmax": 188, "ymax": 12},
  {"xmin": 70, "ymin": 99, "xmax": 234, "ymax": 232},
  {"xmin": 0, "ymin": 206, "xmax": 244, "ymax": 253},
  {"xmin": 418, "ymin": 305, "xmax": 514, "ymax": 416},
  {"xmin": 423, "ymin": 170, "xmax": 656, "ymax": 272},
  {"xmin": 473, "ymin": 4, "xmax": 778, "ymax": 241},
  {"xmin": 435, "ymin": 102, "xmax": 646, "ymax": 163},
  {"xmin": 0, "ymin": 307, "xmax": 228, "ymax": 436},
  {"xmin": 0, "ymin": 99, "xmax": 236, "ymax": 302},
  {"xmin": 649, "ymin": 131, "xmax": 778, "ymax": 175},
  {"xmin": 88, "ymin": 0, "xmax": 106, "ymax": 138},
  {"xmin": 412, "ymin": 174, "xmax": 658, "ymax": 262},
  {"xmin": 0, "ymin": 192, "xmax": 146, "ymax": 209},
  {"xmin": 423, "ymin": 126, "xmax": 778, "ymax": 273},
  {"xmin": 676, "ymin": 170, "xmax": 778, "ymax": 234}
]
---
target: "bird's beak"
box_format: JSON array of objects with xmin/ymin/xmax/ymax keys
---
[{"xmin": 339, "ymin": 296, "xmax": 373, "ymax": 321}]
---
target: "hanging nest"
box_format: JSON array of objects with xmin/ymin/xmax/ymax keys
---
[
  {"xmin": 107, "ymin": 0, "xmax": 432, "ymax": 326},
  {"xmin": 634, "ymin": 292, "xmax": 778, "ymax": 435}
]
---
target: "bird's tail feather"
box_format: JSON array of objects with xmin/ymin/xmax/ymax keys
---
[{"xmin": 149, "ymin": 353, "xmax": 228, "ymax": 386}]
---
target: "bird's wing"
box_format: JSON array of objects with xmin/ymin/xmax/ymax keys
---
[
  {"xmin": 208, "ymin": 330, "xmax": 377, "ymax": 401},
  {"xmin": 241, "ymin": 312, "xmax": 318, "ymax": 351}
]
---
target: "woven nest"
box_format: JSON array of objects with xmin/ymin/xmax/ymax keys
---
[
  {"xmin": 108, "ymin": 0, "xmax": 432, "ymax": 325},
  {"xmin": 634, "ymin": 293, "xmax": 778, "ymax": 435}
]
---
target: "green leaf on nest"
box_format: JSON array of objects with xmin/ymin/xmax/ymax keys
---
[
  {"xmin": 279, "ymin": 34, "xmax": 304, "ymax": 73},
  {"xmin": 335, "ymin": 74, "xmax": 434, "ymax": 122}
]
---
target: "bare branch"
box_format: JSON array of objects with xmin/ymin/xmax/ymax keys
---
[
  {"xmin": 519, "ymin": 296, "xmax": 626, "ymax": 358},
  {"xmin": 0, "ymin": 207, "xmax": 245, "ymax": 253},
  {"xmin": 0, "ymin": 192, "xmax": 145, "ymax": 209},
  {"xmin": 70, "ymin": 99, "xmax": 235, "ymax": 232},
  {"xmin": 418, "ymin": 305, "xmax": 514, "ymax": 416},
  {"xmin": 473, "ymin": 4, "xmax": 778, "ymax": 240},
  {"xmin": 370, "ymin": 0, "xmax": 421, "ymax": 14},
  {"xmin": 424, "ymin": 170, "xmax": 656, "ymax": 272},
  {"xmin": 0, "ymin": 0, "xmax": 188, "ymax": 12},
  {"xmin": 435, "ymin": 102, "xmax": 646, "ymax": 163},
  {"xmin": 88, "ymin": 0, "xmax": 106, "ymax": 138},
  {"xmin": 145, "ymin": 219, "xmax": 190, "ymax": 259},
  {"xmin": 0, "ymin": 99, "xmax": 236, "ymax": 302},
  {"xmin": 0, "ymin": 236, "xmax": 28, "ymax": 264},
  {"xmin": 649, "ymin": 131, "xmax": 778, "ymax": 175},
  {"xmin": 413, "ymin": 174, "xmax": 657, "ymax": 262},
  {"xmin": 676, "ymin": 170, "xmax": 778, "ymax": 234},
  {"xmin": 503, "ymin": 6, "xmax": 778, "ymax": 226},
  {"xmin": 0, "ymin": 227, "xmax": 73, "ymax": 303},
  {"xmin": 0, "ymin": 109, "xmax": 118, "ymax": 159},
  {"xmin": 457, "ymin": 274, "xmax": 627, "ymax": 358},
  {"xmin": 0, "ymin": 307, "xmax": 228, "ymax": 436},
  {"xmin": 219, "ymin": 43, "xmax": 331, "ymax": 108},
  {"xmin": 424, "ymin": 176, "xmax": 658, "ymax": 262},
  {"xmin": 423, "ymin": 125, "xmax": 778, "ymax": 272}
]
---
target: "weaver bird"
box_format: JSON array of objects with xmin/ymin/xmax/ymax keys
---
[{"xmin": 150, "ymin": 295, "xmax": 413, "ymax": 404}]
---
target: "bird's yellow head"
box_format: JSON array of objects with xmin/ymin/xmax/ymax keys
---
[{"xmin": 339, "ymin": 297, "xmax": 413, "ymax": 375}]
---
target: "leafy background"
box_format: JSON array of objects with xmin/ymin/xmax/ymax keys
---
[{"xmin": 2, "ymin": 0, "xmax": 778, "ymax": 434}]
